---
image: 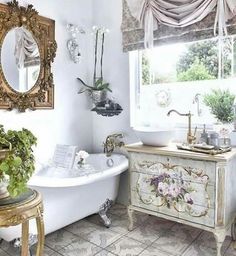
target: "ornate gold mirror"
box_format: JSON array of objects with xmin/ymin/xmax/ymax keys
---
[{"xmin": 0, "ymin": 0, "xmax": 57, "ymax": 112}]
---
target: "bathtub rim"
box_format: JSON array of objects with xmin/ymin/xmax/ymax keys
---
[{"xmin": 28, "ymin": 153, "xmax": 128, "ymax": 188}]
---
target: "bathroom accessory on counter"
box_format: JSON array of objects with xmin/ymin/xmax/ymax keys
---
[
  {"xmin": 230, "ymin": 131, "xmax": 236, "ymax": 147},
  {"xmin": 208, "ymin": 132, "xmax": 219, "ymax": 148},
  {"xmin": 176, "ymin": 143, "xmax": 231, "ymax": 155},
  {"xmin": 199, "ymin": 124, "xmax": 208, "ymax": 144},
  {"xmin": 67, "ymin": 23, "xmax": 85, "ymax": 63}
]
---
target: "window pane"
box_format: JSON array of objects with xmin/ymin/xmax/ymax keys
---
[
  {"xmin": 141, "ymin": 38, "xmax": 221, "ymax": 86},
  {"xmin": 222, "ymin": 36, "xmax": 235, "ymax": 79},
  {"xmin": 133, "ymin": 36, "xmax": 236, "ymax": 128}
]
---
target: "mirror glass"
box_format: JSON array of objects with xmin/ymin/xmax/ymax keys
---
[{"xmin": 1, "ymin": 27, "xmax": 40, "ymax": 93}]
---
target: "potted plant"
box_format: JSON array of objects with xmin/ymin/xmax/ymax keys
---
[
  {"xmin": 203, "ymin": 89, "xmax": 235, "ymax": 140},
  {"xmin": 77, "ymin": 26, "xmax": 112, "ymax": 105},
  {"xmin": 0, "ymin": 125, "xmax": 37, "ymax": 198},
  {"xmin": 203, "ymin": 89, "xmax": 235, "ymax": 124}
]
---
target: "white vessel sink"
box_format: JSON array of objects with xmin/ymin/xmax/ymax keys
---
[{"xmin": 133, "ymin": 127, "xmax": 174, "ymax": 147}]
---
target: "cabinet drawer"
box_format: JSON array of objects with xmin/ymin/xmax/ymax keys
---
[
  {"xmin": 131, "ymin": 189, "xmax": 215, "ymax": 227},
  {"xmin": 131, "ymin": 172, "xmax": 215, "ymax": 209},
  {"xmin": 130, "ymin": 169, "xmax": 215, "ymax": 227},
  {"xmin": 130, "ymin": 152, "xmax": 216, "ymax": 185}
]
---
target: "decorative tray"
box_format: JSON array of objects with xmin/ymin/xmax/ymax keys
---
[{"xmin": 176, "ymin": 144, "xmax": 232, "ymax": 155}]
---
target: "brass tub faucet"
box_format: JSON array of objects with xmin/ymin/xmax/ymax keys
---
[
  {"xmin": 167, "ymin": 109, "xmax": 197, "ymax": 145},
  {"xmin": 103, "ymin": 133, "xmax": 125, "ymax": 157}
]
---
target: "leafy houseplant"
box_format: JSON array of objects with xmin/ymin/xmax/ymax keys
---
[
  {"xmin": 203, "ymin": 89, "xmax": 235, "ymax": 124},
  {"xmin": 78, "ymin": 26, "xmax": 112, "ymax": 104},
  {"xmin": 0, "ymin": 125, "xmax": 37, "ymax": 197}
]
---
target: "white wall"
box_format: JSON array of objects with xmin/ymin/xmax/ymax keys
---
[
  {"xmin": 0, "ymin": 0, "xmax": 94, "ymax": 162},
  {"xmin": 91, "ymin": 0, "xmax": 137, "ymax": 205},
  {"xmin": 91, "ymin": 0, "xmax": 137, "ymax": 152}
]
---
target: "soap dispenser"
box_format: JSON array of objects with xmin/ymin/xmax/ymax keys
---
[{"xmin": 199, "ymin": 124, "xmax": 208, "ymax": 144}]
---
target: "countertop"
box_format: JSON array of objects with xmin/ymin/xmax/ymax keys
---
[{"xmin": 124, "ymin": 143, "xmax": 236, "ymax": 162}]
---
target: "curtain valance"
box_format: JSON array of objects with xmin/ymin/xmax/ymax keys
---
[{"xmin": 121, "ymin": 0, "xmax": 236, "ymax": 52}]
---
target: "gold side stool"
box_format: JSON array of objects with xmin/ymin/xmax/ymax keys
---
[{"xmin": 0, "ymin": 189, "xmax": 44, "ymax": 256}]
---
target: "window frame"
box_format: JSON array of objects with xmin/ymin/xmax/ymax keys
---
[{"xmin": 129, "ymin": 37, "xmax": 236, "ymax": 129}]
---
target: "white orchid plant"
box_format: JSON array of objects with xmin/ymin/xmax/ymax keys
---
[{"xmin": 77, "ymin": 26, "xmax": 112, "ymax": 94}]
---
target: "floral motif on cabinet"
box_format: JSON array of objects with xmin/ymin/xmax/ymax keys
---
[
  {"xmin": 150, "ymin": 172, "xmax": 194, "ymax": 208},
  {"xmin": 135, "ymin": 161, "xmax": 210, "ymax": 217}
]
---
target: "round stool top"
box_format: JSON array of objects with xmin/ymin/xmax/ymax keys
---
[{"xmin": 0, "ymin": 189, "xmax": 36, "ymax": 208}]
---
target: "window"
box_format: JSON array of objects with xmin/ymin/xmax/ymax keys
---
[{"xmin": 130, "ymin": 36, "xmax": 236, "ymax": 129}]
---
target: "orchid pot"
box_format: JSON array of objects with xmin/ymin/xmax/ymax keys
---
[{"xmin": 90, "ymin": 90, "xmax": 107, "ymax": 105}]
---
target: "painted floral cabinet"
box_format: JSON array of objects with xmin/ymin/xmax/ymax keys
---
[{"xmin": 125, "ymin": 144, "xmax": 236, "ymax": 256}]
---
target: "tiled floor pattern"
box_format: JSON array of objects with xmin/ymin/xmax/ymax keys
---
[{"xmin": 0, "ymin": 204, "xmax": 236, "ymax": 256}]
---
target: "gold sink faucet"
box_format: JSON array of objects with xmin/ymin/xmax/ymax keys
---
[
  {"xmin": 103, "ymin": 133, "xmax": 125, "ymax": 157},
  {"xmin": 167, "ymin": 109, "xmax": 197, "ymax": 145}
]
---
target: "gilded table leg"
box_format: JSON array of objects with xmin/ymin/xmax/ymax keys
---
[
  {"xmin": 35, "ymin": 206, "xmax": 45, "ymax": 256},
  {"xmin": 21, "ymin": 220, "xmax": 29, "ymax": 256},
  {"xmin": 128, "ymin": 207, "xmax": 134, "ymax": 231},
  {"xmin": 214, "ymin": 231, "xmax": 226, "ymax": 256}
]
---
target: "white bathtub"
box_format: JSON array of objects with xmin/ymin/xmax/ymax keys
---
[{"xmin": 0, "ymin": 153, "xmax": 128, "ymax": 242}]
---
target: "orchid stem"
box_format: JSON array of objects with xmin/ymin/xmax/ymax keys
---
[
  {"xmin": 101, "ymin": 32, "xmax": 105, "ymax": 81},
  {"xmin": 93, "ymin": 29, "xmax": 99, "ymax": 86}
]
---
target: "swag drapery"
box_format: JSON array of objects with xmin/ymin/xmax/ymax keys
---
[
  {"xmin": 14, "ymin": 27, "xmax": 40, "ymax": 69},
  {"xmin": 122, "ymin": 0, "xmax": 236, "ymax": 51}
]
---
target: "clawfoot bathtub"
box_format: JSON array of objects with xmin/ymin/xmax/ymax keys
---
[{"xmin": 0, "ymin": 153, "xmax": 128, "ymax": 242}]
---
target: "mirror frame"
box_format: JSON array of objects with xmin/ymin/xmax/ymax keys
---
[{"xmin": 0, "ymin": 0, "xmax": 57, "ymax": 112}]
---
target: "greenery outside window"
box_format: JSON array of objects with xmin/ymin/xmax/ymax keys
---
[
  {"xmin": 142, "ymin": 36, "xmax": 236, "ymax": 85},
  {"xmin": 130, "ymin": 36, "xmax": 236, "ymax": 128}
]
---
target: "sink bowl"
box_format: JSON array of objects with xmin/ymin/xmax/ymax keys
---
[{"xmin": 133, "ymin": 127, "xmax": 174, "ymax": 147}]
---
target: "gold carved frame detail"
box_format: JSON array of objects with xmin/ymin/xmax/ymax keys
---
[{"xmin": 0, "ymin": 0, "xmax": 57, "ymax": 112}]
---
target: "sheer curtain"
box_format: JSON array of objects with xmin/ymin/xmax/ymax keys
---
[{"xmin": 126, "ymin": 0, "xmax": 236, "ymax": 48}]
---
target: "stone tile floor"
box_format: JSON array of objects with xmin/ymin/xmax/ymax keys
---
[{"xmin": 0, "ymin": 203, "xmax": 236, "ymax": 256}]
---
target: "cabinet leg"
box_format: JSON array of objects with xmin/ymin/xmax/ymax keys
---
[
  {"xmin": 214, "ymin": 231, "xmax": 226, "ymax": 256},
  {"xmin": 232, "ymin": 218, "xmax": 236, "ymax": 241},
  {"xmin": 21, "ymin": 221, "xmax": 29, "ymax": 256},
  {"xmin": 128, "ymin": 207, "xmax": 134, "ymax": 231}
]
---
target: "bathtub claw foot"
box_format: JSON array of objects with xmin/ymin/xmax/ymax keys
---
[{"xmin": 99, "ymin": 199, "xmax": 113, "ymax": 228}]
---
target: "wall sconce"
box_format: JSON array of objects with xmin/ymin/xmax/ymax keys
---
[{"xmin": 67, "ymin": 24, "xmax": 85, "ymax": 63}]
